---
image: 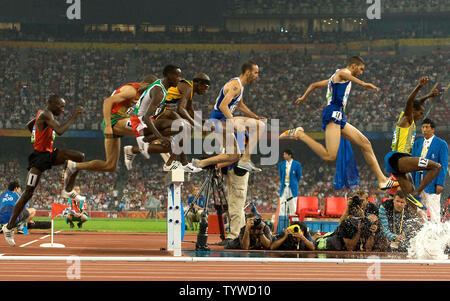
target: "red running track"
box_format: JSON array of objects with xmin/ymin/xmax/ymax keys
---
[{"xmin": 0, "ymin": 231, "xmax": 448, "ymax": 281}]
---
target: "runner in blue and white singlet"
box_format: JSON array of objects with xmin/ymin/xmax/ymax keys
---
[
  {"xmin": 283, "ymin": 56, "xmax": 398, "ymax": 191},
  {"xmin": 191, "ymin": 61, "xmax": 264, "ymax": 173},
  {"xmin": 326, "ymin": 69, "xmax": 352, "ymax": 108},
  {"xmin": 210, "ymin": 77, "xmax": 244, "ymax": 120},
  {"xmin": 321, "ymin": 69, "xmax": 352, "ymax": 131}
]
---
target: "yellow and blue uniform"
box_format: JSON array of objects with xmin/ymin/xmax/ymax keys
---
[
  {"xmin": 384, "ymin": 111, "xmax": 416, "ymax": 174},
  {"xmin": 384, "ymin": 112, "xmax": 425, "ymax": 208},
  {"xmin": 156, "ymin": 79, "xmax": 194, "ymax": 118},
  {"xmin": 166, "ymin": 79, "xmax": 194, "ymax": 105}
]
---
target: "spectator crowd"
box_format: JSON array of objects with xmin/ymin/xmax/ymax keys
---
[
  {"xmin": 0, "ymin": 47, "xmax": 448, "ymax": 133},
  {"xmin": 226, "ymin": 0, "xmax": 449, "ymax": 16}
]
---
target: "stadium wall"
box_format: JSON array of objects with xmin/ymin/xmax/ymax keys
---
[{"xmin": 0, "ymin": 37, "xmax": 449, "ymax": 52}]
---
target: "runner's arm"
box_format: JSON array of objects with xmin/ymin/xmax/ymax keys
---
[
  {"xmin": 44, "ymin": 107, "xmax": 83, "ymax": 136},
  {"xmin": 186, "ymin": 97, "xmax": 195, "ymax": 119},
  {"xmin": 26, "ymin": 118, "xmax": 36, "ymax": 132},
  {"xmin": 296, "ymin": 79, "xmax": 329, "ymax": 104},
  {"xmin": 177, "ymin": 82, "xmax": 197, "ymax": 126},
  {"xmin": 219, "ymin": 81, "xmax": 240, "ymax": 120},
  {"xmin": 338, "ymin": 70, "xmax": 379, "ymax": 91},
  {"xmin": 236, "ymin": 101, "xmax": 260, "ymax": 119},
  {"xmin": 403, "ymin": 77, "xmax": 428, "ymax": 124},
  {"xmin": 143, "ymin": 87, "xmax": 166, "ymax": 140},
  {"xmin": 418, "ymin": 84, "xmax": 441, "ymax": 104}
]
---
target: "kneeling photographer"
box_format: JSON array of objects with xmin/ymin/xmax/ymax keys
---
[
  {"xmin": 270, "ymin": 221, "xmax": 315, "ymax": 251},
  {"xmin": 316, "ymin": 196, "xmax": 380, "ymax": 251},
  {"xmin": 225, "ymin": 213, "xmax": 273, "ymax": 250},
  {"xmin": 339, "ymin": 190, "xmax": 379, "ymax": 225}
]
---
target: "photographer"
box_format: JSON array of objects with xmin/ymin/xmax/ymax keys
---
[
  {"xmin": 270, "ymin": 221, "xmax": 315, "ymax": 251},
  {"xmin": 339, "ymin": 191, "xmax": 378, "ymax": 225},
  {"xmin": 221, "ymin": 162, "xmax": 249, "ymax": 242},
  {"xmin": 379, "ymin": 190, "xmax": 421, "ymax": 252},
  {"xmin": 225, "ymin": 213, "xmax": 272, "ymax": 250},
  {"xmin": 316, "ymin": 214, "xmax": 379, "ymax": 251},
  {"xmin": 186, "ymin": 186, "xmax": 205, "ymax": 231}
]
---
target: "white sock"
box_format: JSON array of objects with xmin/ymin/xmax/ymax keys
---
[{"xmin": 160, "ymin": 153, "xmax": 170, "ymax": 163}]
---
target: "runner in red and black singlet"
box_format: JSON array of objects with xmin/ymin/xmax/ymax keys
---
[
  {"xmin": 31, "ymin": 109, "xmax": 55, "ymax": 153},
  {"xmin": 2, "ymin": 94, "xmax": 85, "ymax": 247}
]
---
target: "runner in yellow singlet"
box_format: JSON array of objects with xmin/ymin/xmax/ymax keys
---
[{"xmin": 383, "ymin": 76, "xmax": 442, "ymax": 210}]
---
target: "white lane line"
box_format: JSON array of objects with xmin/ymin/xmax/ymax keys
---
[
  {"xmin": 21, "ymin": 232, "xmax": 54, "ymax": 247},
  {"xmin": 19, "ymin": 240, "xmax": 39, "ymax": 248},
  {"xmin": 55, "ymin": 231, "xmax": 61, "ymax": 233}
]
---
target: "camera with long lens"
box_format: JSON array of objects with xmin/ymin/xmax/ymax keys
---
[
  {"xmin": 349, "ymin": 195, "xmax": 362, "ymax": 209},
  {"xmin": 251, "ymin": 217, "xmax": 263, "ymax": 229}
]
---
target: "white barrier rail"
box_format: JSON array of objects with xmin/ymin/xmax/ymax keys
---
[{"xmin": 0, "ymin": 256, "xmax": 448, "ymax": 264}]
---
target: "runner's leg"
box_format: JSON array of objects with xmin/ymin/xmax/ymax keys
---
[
  {"xmin": 297, "ymin": 122, "xmax": 341, "ymax": 162},
  {"xmin": 396, "ymin": 156, "xmax": 441, "ymax": 196},
  {"xmin": 6, "ymin": 168, "xmax": 41, "ymax": 229},
  {"xmin": 341, "ymin": 122, "xmax": 388, "ymax": 184},
  {"xmin": 75, "ymin": 138, "xmax": 120, "ymax": 172}
]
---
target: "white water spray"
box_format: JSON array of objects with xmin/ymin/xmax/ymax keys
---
[{"xmin": 407, "ymin": 221, "xmax": 450, "ymax": 260}]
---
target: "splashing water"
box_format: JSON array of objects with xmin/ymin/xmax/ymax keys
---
[{"xmin": 407, "ymin": 221, "xmax": 450, "ymax": 260}]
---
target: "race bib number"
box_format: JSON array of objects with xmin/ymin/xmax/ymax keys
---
[
  {"xmin": 332, "ymin": 111, "xmax": 343, "ymax": 121},
  {"xmin": 418, "ymin": 158, "xmax": 429, "ymax": 168},
  {"xmin": 27, "ymin": 173, "xmax": 39, "ymax": 187},
  {"xmin": 31, "ymin": 126, "xmax": 36, "ymax": 143},
  {"xmin": 125, "ymin": 120, "xmax": 132, "ymax": 129}
]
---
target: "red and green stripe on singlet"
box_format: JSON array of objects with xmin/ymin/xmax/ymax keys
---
[{"xmin": 110, "ymin": 82, "xmax": 141, "ymax": 120}]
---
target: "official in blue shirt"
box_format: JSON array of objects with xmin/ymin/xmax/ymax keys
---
[
  {"xmin": 412, "ymin": 118, "xmax": 448, "ymax": 223},
  {"xmin": 0, "ymin": 181, "xmax": 36, "ymax": 230},
  {"xmin": 276, "ymin": 149, "xmax": 302, "ymax": 233}
]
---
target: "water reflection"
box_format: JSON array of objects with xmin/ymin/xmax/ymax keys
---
[{"xmin": 183, "ymin": 249, "xmax": 438, "ymax": 259}]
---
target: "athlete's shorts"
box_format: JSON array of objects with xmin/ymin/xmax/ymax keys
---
[
  {"xmin": 210, "ymin": 109, "xmax": 226, "ymax": 121},
  {"xmin": 321, "ymin": 105, "xmax": 347, "ymax": 131},
  {"xmin": 384, "ymin": 151, "xmax": 411, "ymax": 174},
  {"xmin": 130, "ymin": 115, "xmax": 148, "ymax": 137},
  {"xmin": 208, "ymin": 112, "xmax": 246, "ymax": 152},
  {"xmin": 27, "ymin": 149, "xmax": 58, "ymax": 172},
  {"xmin": 101, "ymin": 115, "xmax": 125, "ymax": 138}
]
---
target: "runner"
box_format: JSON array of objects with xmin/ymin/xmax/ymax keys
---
[
  {"xmin": 283, "ymin": 56, "xmax": 397, "ymax": 191},
  {"xmin": 384, "ymin": 76, "xmax": 442, "ymax": 210},
  {"xmin": 191, "ymin": 61, "xmax": 266, "ymax": 171},
  {"xmin": 2, "ymin": 94, "xmax": 84, "ymax": 246}
]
